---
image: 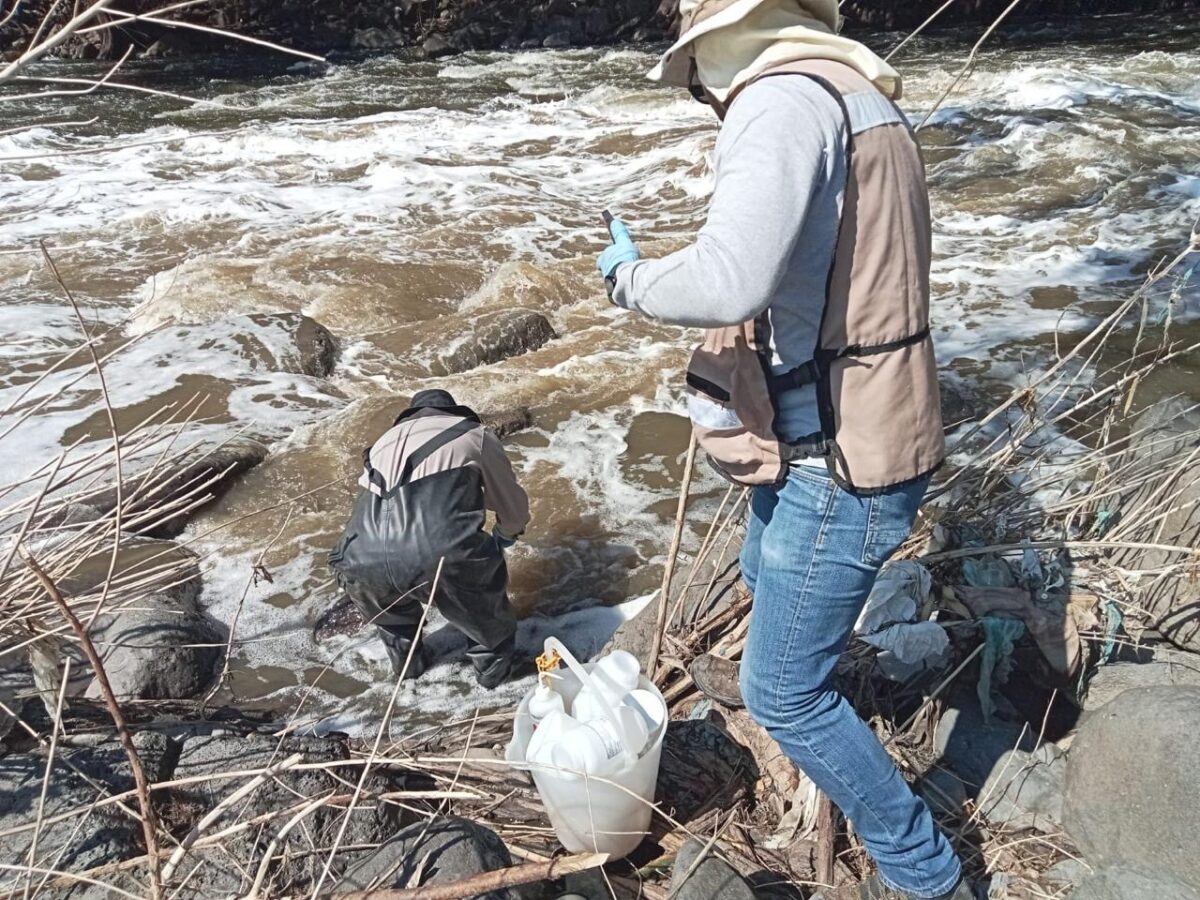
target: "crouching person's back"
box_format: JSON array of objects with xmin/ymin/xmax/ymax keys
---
[{"xmin": 329, "ymin": 389, "xmax": 530, "ymax": 689}]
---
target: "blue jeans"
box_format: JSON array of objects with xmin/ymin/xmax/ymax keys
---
[{"xmin": 739, "ymin": 465, "xmax": 962, "ymax": 898}]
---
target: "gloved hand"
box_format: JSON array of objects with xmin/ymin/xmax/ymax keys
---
[
  {"xmin": 492, "ymin": 526, "xmax": 517, "ymax": 552},
  {"xmin": 597, "ymin": 217, "xmax": 640, "ymax": 294}
]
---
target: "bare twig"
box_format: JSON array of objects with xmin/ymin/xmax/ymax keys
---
[
  {"xmin": 18, "ymin": 548, "xmax": 163, "ymax": 900},
  {"xmin": 330, "ymin": 851, "xmax": 610, "ymax": 900}
]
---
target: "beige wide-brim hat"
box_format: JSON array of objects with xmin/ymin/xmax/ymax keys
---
[{"xmin": 648, "ymin": 0, "xmax": 840, "ymax": 87}]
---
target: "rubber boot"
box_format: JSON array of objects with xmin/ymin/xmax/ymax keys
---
[
  {"xmin": 377, "ymin": 625, "xmax": 428, "ymax": 680},
  {"xmin": 468, "ymin": 635, "xmax": 517, "ymax": 690}
]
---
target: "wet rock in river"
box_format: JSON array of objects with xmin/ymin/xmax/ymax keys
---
[
  {"xmin": 57, "ymin": 436, "xmax": 269, "ymax": 538},
  {"xmin": 242, "ymin": 312, "xmax": 338, "ymax": 378},
  {"xmin": 481, "ymin": 405, "xmax": 533, "ymax": 439},
  {"xmin": 429, "ymin": 309, "xmax": 557, "ymax": 377},
  {"xmin": 1064, "ymin": 686, "xmax": 1200, "ymax": 891},
  {"xmin": 422, "ymin": 33, "xmax": 458, "ymax": 59}
]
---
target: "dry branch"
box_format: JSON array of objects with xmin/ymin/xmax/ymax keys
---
[
  {"xmin": 330, "ymin": 851, "xmax": 609, "ymax": 900},
  {"xmin": 18, "ymin": 548, "xmax": 163, "ymax": 900}
]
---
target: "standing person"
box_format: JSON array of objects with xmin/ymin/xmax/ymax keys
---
[
  {"xmin": 597, "ymin": 1, "xmax": 968, "ymax": 897},
  {"xmin": 329, "ymin": 390, "xmax": 530, "ymax": 689}
]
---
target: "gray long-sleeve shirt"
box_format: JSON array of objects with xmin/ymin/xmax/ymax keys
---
[{"xmin": 612, "ymin": 74, "xmax": 847, "ymax": 441}]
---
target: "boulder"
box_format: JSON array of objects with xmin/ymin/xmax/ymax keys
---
[
  {"xmin": 1064, "ymin": 686, "xmax": 1200, "ymax": 890},
  {"xmin": 56, "ymin": 436, "xmax": 269, "ymax": 538},
  {"xmin": 0, "ymin": 732, "xmax": 172, "ymax": 877},
  {"xmin": 933, "ymin": 693, "xmax": 1036, "ymax": 788},
  {"xmin": 1115, "ymin": 399, "xmax": 1200, "ymax": 652},
  {"xmin": 84, "ymin": 587, "xmax": 223, "ymax": 702},
  {"xmin": 1083, "ymin": 659, "xmax": 1200, "ymax": 712},
  {"xmin": 430, "ymin": 310, "xmax": 556, "ymax": 376},
  {"xmin": 974, "ymin": 742, "xmax": 1066, "ymax": 832},
  {"xmin": 543, "ymin": 31, "xmax": 572, "ymax": 48},
  {"xmin": 422, "ymin": 34, "xmax": 458, "ymax": 58},
  {"xmin": 242, "ymin": 312, "xmax": 338, "ymax": 378},
  {"xmin": 169, "ymin": 733, "xmax": 401, "ymax": 896},
  {"xmin": 671, "ymin": 838, "xmax": 757, "ymax": 900},
  {"xmin": 337, "ymin": 816, "xmax": 531, "ymax": 899},
  {"xmin": 1070, "ymin": 867, "xmax": 1200, "ymax": 900},
  {"xmin": 916, "ymin": 767, "xmax": 969, "ymax": 817}
]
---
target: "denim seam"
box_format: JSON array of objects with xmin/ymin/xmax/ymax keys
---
[
  {"xmin": 770, "ymin": 475, "xmax": 838, "ymax": 733},
  {"xmin": 862, "ymin": 492, "xmax": 881, "ymax": 565}
]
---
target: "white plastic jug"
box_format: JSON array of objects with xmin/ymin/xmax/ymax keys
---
[{"xmin": 507, "ymin": 638, "xmax": 668, "ymax": 859}]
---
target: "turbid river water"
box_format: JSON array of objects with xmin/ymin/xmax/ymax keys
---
[{"xmin": 1, "ymin": 17, "xmax": 1197, "ymax": 731}]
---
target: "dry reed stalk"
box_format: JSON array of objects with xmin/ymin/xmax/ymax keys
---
[
  {"xmin": 18, "ymin": 548, "xmax": 163, "ymax": 899},
  {"xmin": 648, "ymin": 433, "xmax": 698, "ymax": 675},
  {"xmin": 22, "ymin": 658, "xmax": 72, "ymax": 900},
  {"xmin": 311, "ymin": 559, "xmax": 445, "ymax": 898},
  {"xmin": 916, "ymin": 0, "xmax": 1025, "ymax": 129}
]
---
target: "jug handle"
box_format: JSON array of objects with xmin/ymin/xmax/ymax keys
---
[{"xmin": 543, "ymin": 637, "xmax": 639, "ymax": 764}]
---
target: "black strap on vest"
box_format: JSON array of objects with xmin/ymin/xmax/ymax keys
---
[
  {"xmin": 362, "ymin": 418, "xmax": 480, "ymax": 493},
  {"xmin": 769, "ymin": 327, "xmax": 932, "ymax": 397}
]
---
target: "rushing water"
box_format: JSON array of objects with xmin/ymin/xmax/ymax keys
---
[{"xmin": 1, "ymin": 17, "xmax": 1198, "ymax": 729}]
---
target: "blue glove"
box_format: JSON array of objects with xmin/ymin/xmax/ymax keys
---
[
  {"xmin": 597, "ymin": 217, "xmax": 640, "ymax": 294},
  {"xmin": 492, "ymin": 526, "xmax": 517, "ymax": 551}
]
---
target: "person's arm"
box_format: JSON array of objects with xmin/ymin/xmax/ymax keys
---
[
  {"xmin": 479, "ymin": 430, "xmax": 530, "ymax": 541},
  {"xmin": 611, "ymin": 77, "xmax": 844, "ymax": 327}
]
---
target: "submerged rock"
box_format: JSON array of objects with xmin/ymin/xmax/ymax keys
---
[{"xmin": 1064, "ymin": 686, "xmax": 1200, "ymax": 890}]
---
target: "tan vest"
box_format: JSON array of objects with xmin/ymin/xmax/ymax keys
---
[{"xmin": 686, "ymin": 59, "xmax": 944, "ymax": 495}]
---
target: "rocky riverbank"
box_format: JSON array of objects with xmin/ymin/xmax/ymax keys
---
[{"xmin": 3, "ymin": 0, "xmax": 1200, "ymax": 61}]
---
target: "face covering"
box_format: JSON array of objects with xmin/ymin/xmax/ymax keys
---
[{"xmin": 692, "ymin": 0, "xmax": 902, "ymax": 103}]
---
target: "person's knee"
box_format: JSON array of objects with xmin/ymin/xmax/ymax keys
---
[{"xmin": 741, "ymin": 659, "xmax": 833, "ymax": 732}]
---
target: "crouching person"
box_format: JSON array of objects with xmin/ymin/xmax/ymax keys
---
[{"xmin": 329, "ymin": 389, "xmax": 530, "ymax": 689}]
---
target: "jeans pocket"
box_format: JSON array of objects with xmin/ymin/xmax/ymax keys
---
[{"xmin": 861, "ymin": 489, "xmax": 922, "ymax": 567}]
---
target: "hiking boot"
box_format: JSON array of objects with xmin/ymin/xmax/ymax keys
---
[
  {"xmin": 813, "ymin": 876, "xmax": 974, "ymax": 900},
  {"xmin": 689, "ymin": 653, "xmax": 744, "ymax": 708}
]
